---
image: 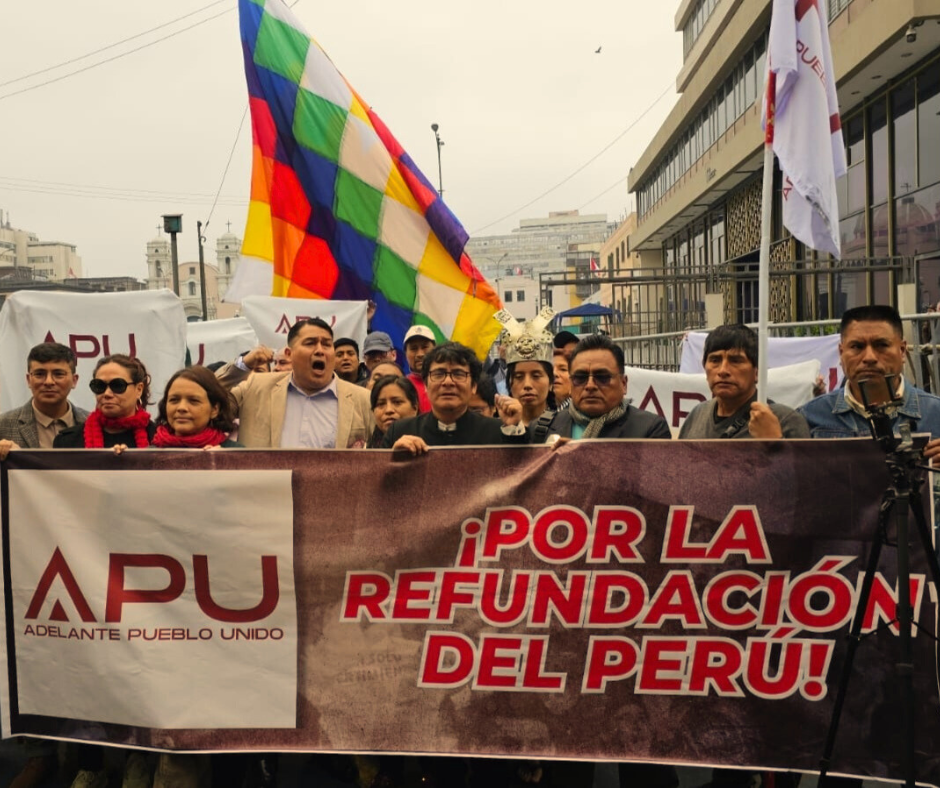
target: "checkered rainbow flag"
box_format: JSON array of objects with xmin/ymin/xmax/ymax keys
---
[{"xmin": 231, "ymin": 0, "xmax": 502, "ymax": 357}]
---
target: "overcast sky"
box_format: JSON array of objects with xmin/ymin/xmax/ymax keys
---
[{"xmin": 0, "ymin": 1, "xmax": 682, "ymax": 279}]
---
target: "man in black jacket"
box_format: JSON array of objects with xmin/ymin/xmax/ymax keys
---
[
  {"xmin": 544, "ymin": 333, "xmax": 671, "ymax": 442},
  {"xmin": 383, "ymin": 342, "xmax": 526, "ymax": 452}
]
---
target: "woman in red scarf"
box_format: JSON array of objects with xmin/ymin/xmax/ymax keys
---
[
  {"xmin": 153, "ymin": 365, "xmax": 240, "ymax": 449},
  {"xmin": 54, "ymin": 354, "xmax": 155, "ymax": 449}
]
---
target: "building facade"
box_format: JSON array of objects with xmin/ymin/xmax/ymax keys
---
[
  {"xmin": 466, "ymin": 210, "xmax": 616, "ymax": 317},
  {"xmin": 0, "ymin": 211, "xmax": 83, "ymax": 280},
  {"xmin": 146, "ymin": 231, "xmax": 242, "ymax": 320},
  {"xmin": 627, "ymin": 0, "xmax": 940, "ymax": 327}
]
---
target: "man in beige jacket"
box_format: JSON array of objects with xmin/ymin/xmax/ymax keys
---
[{"xmin": 218, "ymin": 318, "xmax": 373, "ymax": 448}]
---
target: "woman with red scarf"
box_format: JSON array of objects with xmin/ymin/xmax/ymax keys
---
[
  {"xmin": 54, "ymin": 354, "xmax": 155, "ymax": 449},
  {"xmin": 153, "ymin": 365, "xmax": 240, "ymax": 449}
]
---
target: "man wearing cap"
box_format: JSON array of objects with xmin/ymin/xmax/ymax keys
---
[
  {"xmin": 362, "ymin": 331, "xmax": 397, "ymax": 372},
  {"xmin": 403, "ymin": 325, "xmax": 436, "ymax": 413},
  {"xmin": 334, "ymin": 338, "xmax": 369, "ymax": 385},
  {"xmin": 553, "ymin": 329, "xmax": 579, "ymax": 359}
]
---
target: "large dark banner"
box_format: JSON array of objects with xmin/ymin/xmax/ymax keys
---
[{"xmin": 2, "ymin": 440, "xmax": 939, "ymax": 785}]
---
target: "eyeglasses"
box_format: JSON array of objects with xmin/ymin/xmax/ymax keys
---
[
  {"xmin": 29, "ymin": 369, "xmax": 71, "ymax": 382},
  {"xmin": 570, "ymin": 371, "xmax": 616, "ymax": 388},
  {"xmin": 89, "ymin": 378, "xmax": 132, "ymax": 395},
  {"xmin": 427, "ymin": 368, "xmax": 471, "ymax": 382}
]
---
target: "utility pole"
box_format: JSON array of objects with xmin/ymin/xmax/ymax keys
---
[
  {"xmin": 197, "ymin": 220, "xmax": 209, "ymax": 321},
  {"xmin": 162, "ymin": 214, "xmax": 183, "ymax": 296},
  {"xmin": 431, "ymin": 123, "xmax": 444, "ymax": 197}
]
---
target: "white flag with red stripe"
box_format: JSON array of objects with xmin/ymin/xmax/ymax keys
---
[{"xmin": 765, "ymin": 0, "xmax": 846, "ymax": 257}]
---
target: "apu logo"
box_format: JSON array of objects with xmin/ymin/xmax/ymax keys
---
[
  {"xmin": 43, "ymin": 331, "xmax": 137, "ymax": 359},
  {"xmin": 26, "ymin": 548, "xmax": 279, "ymax": 624},
  {"xmin": 274, "ymin": 313, "xmax": 337, "ymax": 334}
]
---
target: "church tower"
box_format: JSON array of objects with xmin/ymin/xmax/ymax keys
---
[
  {"xmin": 146, "ymin": 230, "xmax": 171, "ymax": 291},
  {"xmin": 215, "ymin": 222, "xmax": 241, "ymax": 302}
]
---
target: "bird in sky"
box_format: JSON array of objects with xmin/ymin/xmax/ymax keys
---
[{"xmin": 595, "ymin": 46, "xmax": 602, "ymax": 53}]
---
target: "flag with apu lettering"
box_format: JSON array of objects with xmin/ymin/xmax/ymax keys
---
[
  {"xmin": 764, "ymin": 0, "xmax": 846, "ymax": 257},
  {"xmin": 230, "ymin": 0, "xmax": 502, "ymax": 357}
]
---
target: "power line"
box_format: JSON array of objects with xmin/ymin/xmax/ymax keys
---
[
  {"xmin": 0, "ymin": 176, "xmax": 246, "ymax": 206},
  {"xmin": 470, "ymin": 81, "xmax": 675, "ymax": 235},
  {"xmin": 578, "ymin": 175, "xmax": 629, "ymax": 211},
  {"xmin": 205, "ymin": 105, "xmax": 250, "ymax": 233},
  {"xmin": 0, "ymin": 5, "xmax": 234, "ymax": 102},
  {"xmin": 0, "ymin": 0, "xmax": 229, "ymax": 90}
]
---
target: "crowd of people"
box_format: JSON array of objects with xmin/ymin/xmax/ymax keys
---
[{"xmin": 1, "ymin": 304, "xmax": 938, "ymax": 788}]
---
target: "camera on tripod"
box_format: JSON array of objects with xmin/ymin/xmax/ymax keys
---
[{"xmin": 858, "ymin": 374, "xmax": 913, "ymax": 454}]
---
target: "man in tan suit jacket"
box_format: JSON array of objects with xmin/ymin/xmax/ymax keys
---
[{"xmin": 218, "ymin": 318, "xmax": 373, "ymax": 448}]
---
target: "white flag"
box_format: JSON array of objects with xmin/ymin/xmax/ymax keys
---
[{"xmin": 765, "ymin": 0, "xmax": 846, "ymax": 257}]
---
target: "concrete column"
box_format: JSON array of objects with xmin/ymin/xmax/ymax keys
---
[{"xmin": 704, "ymin": 293, "xmax": 724, "ymax": 328}]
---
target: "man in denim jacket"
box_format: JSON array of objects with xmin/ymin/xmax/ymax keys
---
[{"xmin": 798, "ymin": 305, "xmax": 940, "ymax": 461}]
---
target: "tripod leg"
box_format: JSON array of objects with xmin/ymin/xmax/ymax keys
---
[
  {"xmin": 908, "ymin": 487, "xmax": 940, "ymax": 598},
  {"xmin": 818, "ymin": 500, "xmax": 889, "ymax": 785},
  {"xmin": 891, "ymin": 489, "xmax": 916, "ymax": 788}
]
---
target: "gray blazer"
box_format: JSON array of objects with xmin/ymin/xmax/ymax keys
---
[{"xmin": 0, "ymin": 400, "xmax": 90, "ymax": 448}]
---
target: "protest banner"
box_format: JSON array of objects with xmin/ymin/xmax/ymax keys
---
[
  {"xmin": 185, "ymin": 317, "xmax": 259, "ymax": 368},
  {"xmin": 0, "ymin": 290, "xmax": 188, "ymax": 414},
  {"xmin": 240, "ymin": 296, "xmax": 368, "ymax": 351},
  {"xmin": 627, "ymin": 359, "xmax": 819, "ymax": 432},
  {"xmin": 2, "ymin": 443, "xmax": 938, "ymax": 785},
  {"xmin": 680, "ymin": 332, "xmax": 841, "ymax": 392}
]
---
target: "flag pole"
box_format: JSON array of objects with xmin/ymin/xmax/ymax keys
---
[{"xmin": 757, "ymin": 71, "xmax": 776, "ymax": 405}]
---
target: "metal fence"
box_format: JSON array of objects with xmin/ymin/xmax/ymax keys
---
[{"xmin": 613, "ymin": 313, "xmax": 940, "ymax": 394}]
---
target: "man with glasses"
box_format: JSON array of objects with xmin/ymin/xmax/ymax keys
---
[
  {"xmin": 543, "ymin": 334, "xmax": 671, "ymax": 442},
  {"xmin": 383, "ymin": 342, "xmax": 526, "ymax": 453},
  {"xmin": 0, "ymin": 342, "xmax": 87, "ymax": 784},
  {"xmin": 0, "ymin": 342, "xmax": 88, "ymax": 456}
]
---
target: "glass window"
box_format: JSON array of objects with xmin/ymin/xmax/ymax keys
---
[
  {"xmin": 918, "ymin": 62, "xmax": 940, "ymax": 187},
  {"xmin": 893, "ymin": 80, "xmax": 917, "ymax": 196},
  {"xmin": 896, "ymin": 182, "xmax": 940, "ymax": 258},
  {"xmin": 710, "ymin": 211, "xmax": 725, "ymax": 266},
  {"xmin": 840, "ymin": 213, "xmax": 867, "ymax": 260},
  {"xmin": 516, "ymin": 290, "xmax": 525, "ymax": 302},
  {"xmin": 679, "ymin": 234, "xmax": 690, "ymax": 270},
  {"xmin": 717, "ymin": 86, "xmax": 727, "ymax": 136},
  {"xmin": 504, "ymin": 291, "xmax": 513, "ymax": 303},
  {"xmin": 745, "ymin": 51, "xmax": 757, "ymax": 108},
  {"xmin": 725, "ymin": 79, "xmax": 736, "ymax": 129},
  {"xmin": 869, "ymin": 99, "xmax": 888, "ymax": 206},
  {"xmin": 845, "ymin": 116, "xmax": 866, "ymax": 215}
]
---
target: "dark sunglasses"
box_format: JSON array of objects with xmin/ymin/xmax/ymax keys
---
[
  {"xmin": 89, "ymin": 378, "xmax": 132, "ymax": 395},
  {"xmin": 570, "ymin": 371, "xmax": 615, "ymax": 388}
]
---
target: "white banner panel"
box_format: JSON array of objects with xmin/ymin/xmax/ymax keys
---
[
  {"xmin": 679, "ymin": 332, "xmax": 841, "ymax": 392},
  {"xmin": 627, "ymin": 359, "xmax": 820, "ymax": 433},
  {"xmin": 7, "ymin": 469, "xmax": 297, "ymax": 730},
  {"xmin": 186, "ymin": 317, "xmax": 259, "ymax": 367},
  {"xmin": 0, "ymin": 290, "xmax": 188, "ymax": 413},
  {"xmin": 240, "ymin": 296, "xmax": 368, "ymax": 352}
]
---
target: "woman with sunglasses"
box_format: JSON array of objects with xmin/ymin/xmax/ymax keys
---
[{"xmin": 54, "ymin": 355, "xmax": 155, "ymax": 449}]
